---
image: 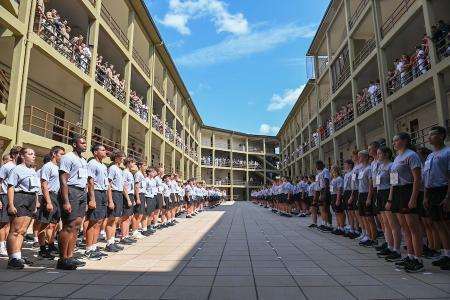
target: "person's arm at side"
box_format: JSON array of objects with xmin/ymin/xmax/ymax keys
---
[{"xmin": 87, "ymin": 177, "xmax": 96, "ymax": 210}]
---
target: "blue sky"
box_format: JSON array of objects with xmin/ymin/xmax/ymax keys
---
[{"xmin": 145, "ymin": 0, "xmax": 330, "ymax": 135}]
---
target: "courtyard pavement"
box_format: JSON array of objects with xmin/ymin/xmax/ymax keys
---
[{"xmin": 0, "ymin": 201, "xmax": 449, "ymax": 299}]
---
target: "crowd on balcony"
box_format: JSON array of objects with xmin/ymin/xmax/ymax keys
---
[
  {"xmin": 248, "ymin": 160, "xmax": 261, "ymax": 169},
  {"xmin": 356, "ymin": 80, "xmax": 382, "ymax": 114},
  {"xmin": 232, "ymin": 158, "xmax": 247, "ymax": 168},
  {"xmin": 164, "ymin": 122, "xmax": 174, "ymax": 141},
  {"xmin": 152, "ymin": 114, "xmax": 164, "ymax": 134},
  {"xmin": 175, "ymin": 131, "xmax": 183, "ymax": 149},
  {"xmin": 95, "ymin": 56, "xmax": 126, "ymax": 102},
  {"xmin": 129, "ymin": 91, "xmax": 148, "ymax": 121},
  {"xmin": 334, "ymin": 102, "xmax": 354, "ymax": 129},
  {"xmin": 431, "ymin": 20, "xmax": 450, "ymax": 59},
  {"xmin": 35, "ymin": 4, "xmax": 91, "ymax": 73},
  {"xmin": 215, "ymin": 177, "xmax": 230, "ymax": 185}
]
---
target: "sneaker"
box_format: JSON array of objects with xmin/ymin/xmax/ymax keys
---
[
  {"xmin": 132, "ymin": 231, "xmax": 145, "ymax": 239},
  {"xmin": 38, "ymin": 249, "xmax": 55, "ymax": 260},
  {"xmin": 7, "ymin": 258, "xmax": 24, "ymax": 270},
  {"xmin": 375, "ymin": 242, "xmax": 388, "ymax": 252},
  {"xmin": 356, "ymin": 233, "xmax": 365, "ymax": 240},
  {"xmin": 364, "ymin": 240, "xmax": 378, "ymax": 248},
  {"xmin": 186, "ymin": 215, "xmax": 192, "ymax": 218},
  {"xmin": 308, "ymin": 224, "xmax": 317, "ymax": 228},
  {"xmin": 0, "ymin": 248, "xmax": 8, "ymax": 257},
  {"xmin": 119, "ymin": 238, "xmax": 133, "ymax": 245},
  {"xmin": 114, "ymin": 243, "xmax": 124, "ymax": 250},
  {"xmin": 21, "ymin": 257, "xmax": 33, "ymax": 265},
  {"xmin": 432, "ymin": 256, "xmax": 450, "ymax": 267},
  {"xmin": 48, "ymin": 244, "xmax": 59, "ymax": 255},
  {"xmin": 349, "ymin": 232, "xmax": 359, "ymax": 239},
  {"xmin": 377, "ymin": 248, "xmax": 392, "ymax": 257},
  {"xmin": 84, "ymin": 250, "xmax": 102, "ymax": 261},
  {"xmin": 124, "ymin": 237, "xmax": 137, "ymax": 243},
  {"xmin": 56, "ymin": 258, "xmax": 77, "ymax": 270},
  {"xmin": 427, "ymin": 250, "xmax": 441, "ymax": 259},
  {"xmin": 141, "ymin": 231, "xmax": 152, "ymax": 237},
  {"xmin": 32, "ymin": 241, "xmax": 39, "ymax": 248},
  {"xmin": 359, "ymin": 239, "xmax": 371, "ymax": 246},
  {"xmin": 385, "ymin": 251, "xmax": 402, "ymax": 262},
  {"xmin": 395, "ymin": 257, "xmax": 413, "ymax": 269},
  {"xmin": 105, "ymin": 243, "xmax": 120, "ymax": 253},
  {"xmin": 167, "ymin": 222, "xmax": 175, "ymax": 226},
  {"xmin": 94, "ymin": 249, "xmax": 108, "ymax": 257},
  {"xmin": 405, "ymin": 259, "xmax": 424, "ymax": 273},
  {"xmin": 68, "ymin": 257, "xmax": 86, "ymax": 267}
]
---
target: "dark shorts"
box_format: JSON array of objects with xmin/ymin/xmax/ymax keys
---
[
  {"xmin": 342, "ymin": 191, "xmax": 351, "ymax": 211},
  {"xmin": 37, "ymin": 192, "xmax": 60, "ymax": 224},
  {"xmin": 348, "ymin": 191, "xmax": 358, "ymax": 210},
  {"xmin": 123, "ymin": 194, "xmax": 134, "ymax": 217},
  {"xmin": 392, "ymin": 184, "xmax": 420, "ymax": 214},
  {"xmin": 155, "ymin": 194, "xmax": 163, "ymax": 210},
  {"xmin": 145, "ymin": 197, "xmax": 156, "ymax": 215},
  {"xmin": 0, "ymin": 194, "xmax": 9, "ymax": 222},
  {"xmin": 108, "ymin": 191, "xmax": 124, "ymax": 218},
  {"xmin": 10, "ymin": 192, "xmax": 36, "ymax": 218},
  {"xmin": 426, "ymin": 186, "xmax": 448, "ymax": 221},
  {"xmin": 133, "ymin": 193, "xmax": 146, "ymax": 215},
  {"xmin": 163, "ymin": 196, "xmax": 170, "ymax": 209},
  {"xmin": 87, "ymin": 190, "xmax": 107, "ymax": 221},
  {"xmin": 310, "ymin": 193, "xmax": 318, "ymax": 208},
  {"xmin": 171, "ymin": 193, "xmax": 177, "ymax": 205},
  {"xmin": 319, "ymin": 190, "xmax": 331, "ymax": 206},
  {"xmin": 60, "ymin": 186, "xmax": 87, "ymax": 222},
  {"xmin": 331, "ymin": 194, "xmax": 344, "ymax": 213},
  {"xmin": 377, "ymin": 189, "xmax": 389, "ymax": 212}
]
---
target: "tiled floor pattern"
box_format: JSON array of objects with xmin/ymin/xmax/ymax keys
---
[{"xmin": 0, "ymin": 201, "xmax": 449, "ymax": 299}]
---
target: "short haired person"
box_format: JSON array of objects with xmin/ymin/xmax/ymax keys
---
[
  {"xmin": 121, "ymin": 157, "xmax": 135, "ymax": 242},
  {"xmin": 106, "ymin": 150, "xmax": 128, "ymax": 251},
  {"xmin": 58, "ymin": 136, "xmax": 88, "ymax": 269},
  {"xmin": 131, "ymin": 161, "xmax": 146, "ymax": 237},
  {"xmin": 36, "ymin": 146, "xmax": 65, "ymax": 260},
  {"xmin": 424, "ymin": 126, "xmax": 450, "ymax": 270},
  {"xmin": 85, "ymin": 144, "xmax": 109, "ymax": 259},
  {"xmin": 308, "ymin": 175, "xmax": 318, "ymax": 228},
  {"xmin": 144, "ymin": 167, "xmax": 157, "ymax": 235},
  {"xmin": 343, "ymin": 160, "xmax": 357, "ymax": 238},
  {"xmin": 0, "ymin": 146, "xmax": 21, "ymax": 257},
  {"xmin": 388, "ymin": 133, "xmax": 423, "ymax": 272},
  {"xmin": 6, "ymin": 147, "xmax": 38, "ymax": 269},
  {"xmin": 330, "ymin": 165, "xmax": 345, "ymax": 235},
  {"xmin": 316, "ymin": 161, "xmax": 332, "ymax": 231}
]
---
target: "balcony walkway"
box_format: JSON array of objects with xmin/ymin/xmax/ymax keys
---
[{"xmin": 0, "ymin": 202, "xmax": 449, "ymax": 299}]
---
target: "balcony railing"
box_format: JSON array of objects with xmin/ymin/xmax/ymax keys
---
[
  {"xmin": 129, "ymin": 97, "xmax": 149, "ymax": 122},
  {"xmin": 152, "ymin": 114, "xmax": 164, "ymax": 134},
  {"xmin": 214, "ymin": 160, "xmax": 231, "ymax": 168},
  {"xmin": 167, "ymin": 98, "xmax": 175, "ymax": 111},
  {"xmin": 154, "ymin": 77, "xmax": 164, "ymax": 95},
  {"xmin": 348, "ymin": 0, "xmax": 369, "ymax": 29},
  {"xmin": 248, "ymin": 146, "xmax": 263, "ymax": 153},
  {"xmin": 232, "ymin": 161, "xmax": 247, "ymax": 168},
  {"xmin": 95, "ymin": 67, "xmax": 126, "ymax": 103},
  {"xmin": 317, "ymin": 58, "xmax": 329, "ymax": 78},
  {"xmin": 202, "ymin": 140, "xmax": 213, "ymax": 147},
  {"xmin": 334, "ymin": 110, "xmax": 354, "ymax": 131},
  {"xmin": 215, "ymin": 179, "xmax": 231, "ymax": 185},
  {"xmin": 132, "ymin": 48, "xmax": 151, "ymax": 78},
  {"xmin": 100, "ymin": 4, "xmax": 129, "ymax": 49},
  {"xmin": 127, "ymin": 148, "xmax": 145, "ymax": 162},
  {"xmin": 35, "ymin": 18, "xmax": 90, "ymax": 74},
  {"xmin": 215, "ymin": 141, "xmax": 230, "ymax": 150},
  {"xmin": 353, "ymin": 38, "xmax": 376, "ymax": 70},
  {"xmin": 201, "ymin": 159, "xmax": 213, "ymax": 166},
  {"xmin": 232, "ymin": 145, "xmax": 247, "ymax": 152},
  {"xmin": 435, "ymin": 34, "xmax": 450, "ymax": 62},
  {"xmin": 381, "ymin": 0, "xmax": 417, "ymax": 38},
  {"xmin": 410, "ymin": 124, "xmax": 436, "ymax": 148},
  {"xmin": 23, "ymin": 106, "xmax": 86, "ymax": 145},
  {"xmin": 91, "ymin": 132, "xmax": 122, "ymax": 156},
  {"xmin": 0, "ymin": 69, "xmax": 9, "ymax": 105},
  {"xmin": 357, "ymin": 90, "xmax": 382, "ymax": 116},
  {"xmin": 318, "ymin": 92, "xmax": 330, "ymax": 109},
  {"xmin": 386, "ymin": 51, "xmax": 430, "ymax": 96},
  {"xmin": 332, "ymin": 64, "xmax": 350, "ymax": 93}
]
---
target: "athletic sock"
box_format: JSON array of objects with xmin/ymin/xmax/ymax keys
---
[
  {"xmin": 10, "ymin": 252, "xmax": 21, "ymax": 260},
  {"xmin": 107, "ymin": 238, "xmax": 115, "ymax": 246},
  {"xmin": 33, "ymin": 237, "xmax": 38, "ymax": 243}
]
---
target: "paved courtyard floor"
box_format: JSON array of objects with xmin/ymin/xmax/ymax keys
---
[{"xmin": 0, "ymin": 201, "xmax": 449, "ymax": 299}]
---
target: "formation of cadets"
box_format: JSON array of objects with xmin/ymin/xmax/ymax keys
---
[
  {"xmin": 0, "ymin": 136, "xmax": 226, "ymax": 270},
  {"xmin": 252, "ymin": 126, "xmax": 450, "ymax": 273}
]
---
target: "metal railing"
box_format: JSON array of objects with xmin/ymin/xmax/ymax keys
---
[
  {"xmin": 154, "ymin": 76, "xmax": 164, "ymax": 95},
  {"xmin": 232, "ymin": 161, "xmax": 247, "ymax": 168},
  {"xmin": 23, "ymin": 106, "xmax": 86, "ymax": 145},
  {"xmin": 248, "ymin": 146, "xmax": 264, "ymax": 153},
  {"xmin": 410, "ymin": 124, "xmax": 436, "ymax": 148},
  {"xmin": 353, "ymin": 38, "xmax": 376, "ymax": 70},
  {"xmin": 35, "ymin": 18, "xmax": 90, "ymax": 74},
  {"xmin": 332, "ymin": 64, "xmax": 351, "ymax": 93},
  {"xmin": 91, "ymin": 132, "xmax": 122, "ymax": 156},
  {"xmin": 202, "ymin": 140, "xmax": 213, "ymax": 147},
  {"xmin": 386, "ymin": 51, "xmax": 430, "ymax": 96},
  {"xmin": 132, "ymin": 48, "xmax": 151, "ymax": 78},
  {"xmin": 127, "ymin": 148, "xmax": 145, "ymax": 162},
  {"xmin": 381, "ymin": 0, "xmax": 417, "ymax": 38},
  {"xmin": 129, "ymin": 97, "xmax": 148, "ymax": 121},
  {"xmin": 334, "ymin": 110, "xmax": 354, "ymax": 131},
  {"xmin": 215, "ymin": 179, "xmax": 231, "ymax": 185},
  {"xmin": 100, "ymin": 4, "xmax": 129, "ymax": 49},
  {"xmin": 348, "ymin": 0, "xmax": 369, "ymax": 29},
  {"xmin": 232, "ymin": 145, "xmax": 247, "ymax": 152},
  {"xmin": 215, "ymin": 141, "xmax": 230, "ymax": 150},
  {"xmin": 214, "ymin": 160, "xmax": 231, "ymax": 167},
  {"xmin": 152, "ymin": 114, "xmax": 164, "ymax": 134},
  {"xmin": 435, "ymin": 35, "xmax": 450, "ymax": 61},
  {"xmin": 95, "ymin": 66, "xmax": 126, "ymax": 103},
  {"xmin": 0, "ymin": 69, "xmax": 9, "ymax": 105},
  {"xmin": 167, "ymin": 98, "xmax": 175, "ymax": 111},
  {"xmin": 318, "ymin": 91, "xmax": 330, "ymax": 109},
  {"xmin": 357, "ymin": 89, "xmax": 382, "ymax": 116}
]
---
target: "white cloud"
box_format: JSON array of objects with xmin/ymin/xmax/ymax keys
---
[
  {"xmin": 159, "ymin": 0, "xmax": 249, "ymax": 36},
  {"xmin": 267, "ymin": 84, "xmax": 305, "ymax": 111},
  {"xmin": 259, "ymin": 124, "xmax": 280, "ymax": 135},
  {"xmin": 176, "ymin": 24, "xmax": 316, "ymax": 67}
]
